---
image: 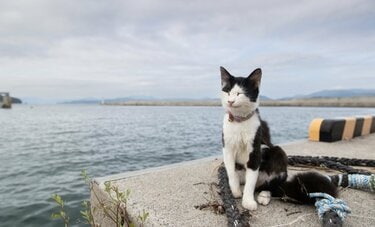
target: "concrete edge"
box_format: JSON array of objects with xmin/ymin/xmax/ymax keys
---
[{"xmin": 93, "ymin": 155, "xmax": 222, "ymax": 185}]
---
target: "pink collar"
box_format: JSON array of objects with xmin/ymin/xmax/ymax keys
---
[{"xmin": 228, "ymin": 111, "xmax": 255, "ymax": 122}]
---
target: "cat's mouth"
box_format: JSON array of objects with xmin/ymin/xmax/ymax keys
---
[{"xmin": 228, "ymin": 105, "xmax": 240, "ymax": 109}]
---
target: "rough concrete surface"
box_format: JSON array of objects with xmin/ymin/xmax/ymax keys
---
[{"xmin": 91, "ymin": 134, "xmax": 375, "ymax": 227}]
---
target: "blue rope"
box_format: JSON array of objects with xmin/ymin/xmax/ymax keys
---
[
  {"xmin": 348, "ymin": 174, "xmax": 375, "ymax": 192},
  {"xmin": 309, "ymin": 193, "xmax": 351, "ymax": 221}
]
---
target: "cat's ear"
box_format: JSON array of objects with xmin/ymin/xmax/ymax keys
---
[
  {"xmin": 220, "ymin": 66, "xmax": 232, "ymax": 89},
  {"xmin": 248, "ymin": 68, "xmax": 262, "ymax": 87}
]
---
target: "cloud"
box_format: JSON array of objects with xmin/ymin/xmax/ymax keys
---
[{"xmin": 0, "ymin": 0, "xmax": 374, "ymax": 100}]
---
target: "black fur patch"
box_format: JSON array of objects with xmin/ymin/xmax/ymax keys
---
[
  {"xmin": 260, "ymin": 119, "xmax": 273, "ymax": 147},
  {"xmin": 235, "ymin": 163, "xmax": 245, "ymax": 171},
  {"xmin": 221, "ymin": 77, "xmax": 235, "ymax": 93},
  {"xmin": 259, "ymin": 146, "xmax": 288, "ymax": 175},
  {"xmin": 330, "ymin": 174, "xmax": 349, "ymax": 187},
  {"xmin": 281, "ymin": 172, "xmax": 338, "ymax": 204},
  {"xmin": 247, "ymin": 126, "xmax": 262, "ymax": 170}
]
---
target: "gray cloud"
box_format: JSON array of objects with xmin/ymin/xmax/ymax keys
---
[{"xmin": 0, "ymin": 0, "xmax": 374, "ymax": 100}]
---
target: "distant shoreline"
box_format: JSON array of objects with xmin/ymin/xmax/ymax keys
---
[
  {"xmin": 101, "ymin": 100, "xmax": 220, "ymax": 107},
  {"xmin": 101, "ymin": 96, "xmax": 375, "ymax": 107},
  {"xmin": 261, "ymin": 97, "xmax": 375, "ymax": 107}
]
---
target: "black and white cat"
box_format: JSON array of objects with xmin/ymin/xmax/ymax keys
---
[{"xmin": 220, "ymin": 66, "xmax": 337, "ymax": 211}]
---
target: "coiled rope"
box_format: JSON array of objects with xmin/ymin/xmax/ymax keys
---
[
  {"xmin": 309, "ymin": 192, "xmax": 351, "ymax": 220},
  {"xmin": 288, "ymin": 155, "xmax": 375, "ymax": 175}
]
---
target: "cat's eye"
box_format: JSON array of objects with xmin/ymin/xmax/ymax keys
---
[{"xmin": 237, "ymin": 93, "xmax": 241, "ymax": 96}]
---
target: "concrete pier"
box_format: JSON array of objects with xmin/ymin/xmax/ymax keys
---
[{"xmin": 91, "ymin": 134, "xmax": 375, "ymax": 226}]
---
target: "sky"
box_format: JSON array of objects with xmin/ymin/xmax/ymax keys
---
[{"xmin": 1, "ymin": 0, "xmax": 374, "ymax": 102}]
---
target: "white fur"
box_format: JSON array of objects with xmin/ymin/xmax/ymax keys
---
[
  {"xmin": 257, "ymin": 191, "xmax": 271, "ymax": 205},
  {"xmin": 222, "ymin": 86, "xmax": 261, "ymax": 211},
  {"xmin": 237, "ymin": 170, "xmax": 246, "ymax": 184},
  {"xmin": 286, "ymin": 172, "xmax": 296, "ymax": 182},
  {"xmin": 242, "ymin": 169, "xmax": 259, "ymax": 210},
  {"xmin": 223, "ymin": 148, "xmax": 242, "ymax": 198}
]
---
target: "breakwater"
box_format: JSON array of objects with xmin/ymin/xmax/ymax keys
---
[{"xmin": 102, "ymin": 96, "xmax": 375, "ymax": 107}]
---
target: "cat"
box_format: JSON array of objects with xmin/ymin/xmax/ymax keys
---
[{"xmin": 220, "ymin": 66, "xmax": 337, "ymax": 211}]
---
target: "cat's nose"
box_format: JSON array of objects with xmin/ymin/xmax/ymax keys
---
[{"xmin": 228, "ymin": 100, "xmax": 235, "ymax": 106}]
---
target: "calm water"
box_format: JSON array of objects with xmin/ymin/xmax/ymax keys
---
[{"xmin": 0, "ymin": 105, "xmax": 374, "ymax": 227}]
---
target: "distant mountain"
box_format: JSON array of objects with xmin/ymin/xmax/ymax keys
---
[
  {"xmin": 61, "ymin": 98, "xmax": 101, "ymax": 104},
  {"xmin": 21, "ymin": 97, "xmax": 68, "ymax": 105},
  {"xmin": 11, "ymin": 97, "xmax": 22, "ymax": 104},
  {"xmin": 62, "ymin": 95, "xmax": 273, "ymax": 104},
  {"xmin": 61, "ymin": 96, "xmax": 156, "ymax": 104},
  {"xmin": 305, "ymin": 89, "xmax": 375, "ymax": 98},
  {"xmin": 259, "ymin": 95, "xmax": 272, "ymax": 100},
  {"xmin": 0, "ymin": 96, "xmax": 22, "ymax": 104},
  {"xmin": 105, "ymin": 96, "xmax": 155, "ymax": 103},
  {"xmin": 281, "ymin": 89, "xmax": 375, "ymax": 100}
]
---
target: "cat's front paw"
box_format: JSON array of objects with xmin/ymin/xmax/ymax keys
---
[
  {"xmin": 257, "ymin": 191, "xmax": 271, "ymax": 206},
  {"xmin": 242, "ymin": 198, "xmax": 257, "ymax": 211},
  {"xmin": 230, "ymin": 187, "xmax": 242, "ymax": 198}
]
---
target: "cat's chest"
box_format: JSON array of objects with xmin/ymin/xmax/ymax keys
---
[{"xmin": 223, "ymin": 114, "xmax": 260, "ymax": 150}]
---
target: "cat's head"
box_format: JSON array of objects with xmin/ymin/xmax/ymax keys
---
[{"xmin": 220, "ymin": 66, "xmax": 262, "ymax": 117}]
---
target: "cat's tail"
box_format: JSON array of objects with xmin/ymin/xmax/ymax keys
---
[{"xmin": 277, "ymin": 172, "xmax": 338, "ymax": 204}]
